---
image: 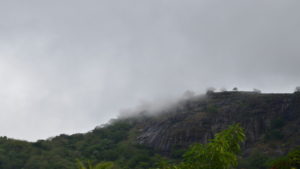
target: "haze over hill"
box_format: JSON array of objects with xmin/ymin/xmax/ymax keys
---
[
  {"xmin": 0, "ymin": 0, "xmax": 300, "ymax": 141},
  {"xmin": 0, "ymin": 91, "xmax": 298, "ymax": 169}
]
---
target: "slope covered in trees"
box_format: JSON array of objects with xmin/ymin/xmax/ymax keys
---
[{"xmin": 0, "ymin": 91, "xmax": 299, "ymax": 169}]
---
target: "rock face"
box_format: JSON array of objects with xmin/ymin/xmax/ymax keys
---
[{"xmin": 136, "ymin": 92, "xmax": 300, "ymax": 155}]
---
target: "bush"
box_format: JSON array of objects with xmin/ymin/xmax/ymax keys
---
[
  {"xmin": 238, "ymin": 151, "xmax": 270, "ymax": 169},
  {"xmin": 268, "ymin": 147, "xmax": 300, "ymax": 169},
  {"xmin": 167, "ymin": 124, "xmax": 245, "ymax": 169}
]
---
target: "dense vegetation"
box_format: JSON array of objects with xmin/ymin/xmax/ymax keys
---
[
  {"xmin": 0, "ymin": 121, "xmax": 298, "ymax": 169},
  {"xmin": 0, "ymin": 91, "xmax": 299, "ymax": 169},
  {"xmin": 0, "ymin": 120, "xmax": 161, "ymax": 169},
  {"xmin": 78, "ymin": 124, "xmax": 246, "ymax": 169}
]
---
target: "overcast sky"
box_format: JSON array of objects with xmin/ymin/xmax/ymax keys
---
[{"xmin": 0, "ymin": 0, "xmax": 300, "ymax": 141}]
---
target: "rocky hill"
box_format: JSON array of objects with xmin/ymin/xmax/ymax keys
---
[
  {"xmin": 0, "ymin": 91, "xmax": 299, "ymax": 169},
  {"xmin": 134, "ymin": 91, "xmax": 300, "ymax": 156}
]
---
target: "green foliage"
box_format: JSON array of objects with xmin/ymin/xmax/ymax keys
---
[
  {"xmin": 77, "ymin": 161, "xmax": 115, "ymax": 169},
  {"xmin": 238, "ymin": 151, "xmax": 270, "ymax": 169},
  {"xmin": 170, "ymin": 146, "xmax": 186, "ymax": 159},
  {"xmin": 0, "ymin": 119, "xmax": 164, "ymax": 169},
  {"xmin": 268, "ymin": 147, "xmax": 300, "ymax": 169},
  {"xmin": 78, "ymin": 124, "xmax": 246, "ymax": 169},
  {"xmin": 166, "ymin": 124, "xmax": 245, "ymax": 169},
  {"xmin": 0, "ymin": 118, "xmax": 296, "ymax": 169}
]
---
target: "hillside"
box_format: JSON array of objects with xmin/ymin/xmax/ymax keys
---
[
  {"xmin": 136, "ymin": 91, "xmax": 300, "ymax": 154},
  {"xmin": 0, "ymin": 91, "xmax": 299, "ymax": 169}
]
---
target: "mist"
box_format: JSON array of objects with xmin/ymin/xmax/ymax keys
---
[{"xmin": 0, "ymin": 0, "xmax": 300, "ymax": 141}]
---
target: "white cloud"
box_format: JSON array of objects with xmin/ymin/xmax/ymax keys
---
[{"xmin": 0, "ymin": 0, "xmax": 299, "ymax": 141}]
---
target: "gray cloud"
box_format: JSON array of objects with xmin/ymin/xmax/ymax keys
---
[{"xmin": 0, "ymin": 0, "xmax": 299, "ymax": 141}]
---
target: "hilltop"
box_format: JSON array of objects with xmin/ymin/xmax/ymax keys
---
[
  {"xmin": 135, "ymin": 91, "xmax": 300, "ymax": 154},
  {"xmin": 0, "ymin": 91, "xmax": 299, "ymax": 169}
]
